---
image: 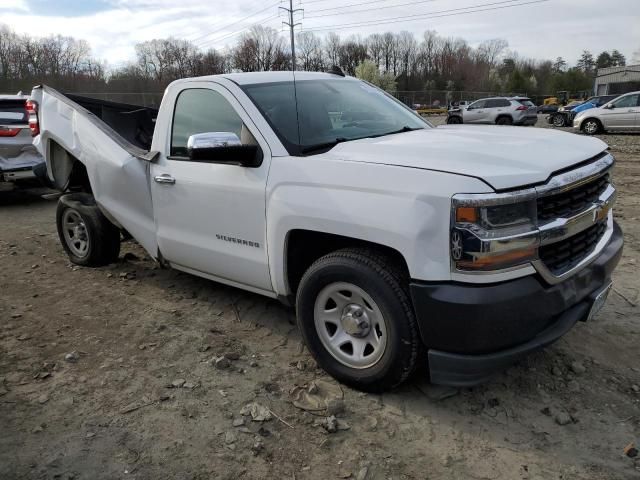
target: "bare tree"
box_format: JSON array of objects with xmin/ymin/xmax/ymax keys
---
[
  {"xmin": 233, "ymin": 26, "xmax": 287, "ymax": 72},
  {"xmin": 366, "ymin": 34, "xmax": 384, "ymax": 68},
  {"xmin": 476, "ymin": 38, "xmax": 508, "ymax": 67},
  {"xmin": 324, "ymin": 32, "xmax": 341, "ymax": 67},
  {"xmin": 338, "ymin": 36, "xmax": 368, "ymax": 76},
  {"xmin": 296, "ymin": 32, "xmax": 324, "ymax": 71}
]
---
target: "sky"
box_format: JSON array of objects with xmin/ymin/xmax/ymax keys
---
[{"xmin": 0, "ymin": 0, "xmax": 638, "ymax": 68}]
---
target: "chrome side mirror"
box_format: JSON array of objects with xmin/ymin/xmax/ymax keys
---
[
  {"xmin": 186, "ymin": 132, "xmax": 262, "ymax": 167},
  {"xmin": 187, "ymin": 132, "xmax": 242, "ymax": 150}
]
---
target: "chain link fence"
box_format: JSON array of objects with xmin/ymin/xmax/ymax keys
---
[
  {"xmin": 393, "ymin": 90, "xmax": 530, "ymax": 110},
  {"xmin": 67, "ymin": 90, "xmax": 537, "ymax": 111}
]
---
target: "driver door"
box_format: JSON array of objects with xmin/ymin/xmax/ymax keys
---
[
  {"xmin": 463, "ymin": 100, "xmax": 486, "ymax": 123},
  {"xmin": 150, "ymin": 83, "xmax": 273, "ymax": 294}
]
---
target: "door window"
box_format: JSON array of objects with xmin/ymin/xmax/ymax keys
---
[
  {"xmin": 611, "ymin": 94, "xmax": 639, "ymax": 109},
  {"xmin": 485, "ymin": 99, "xmax": 510, "ymax": 108},
  {"xmin": 171, "ymin": 89, "xmax": 243, "ymax": 157},
  {"xmin": 468, "ymin": 100, "xmax": 486, "ymax": 109}
]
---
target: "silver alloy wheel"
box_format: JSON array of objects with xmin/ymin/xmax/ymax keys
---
[
  {"xmin": 584, "ymin": 120, "xmax": 599, "ymax": 134},
  {"xmin": 62, "ymin": 209, "xmax": 90, "ymax": 258},
  {"xmin": 313, "ymin": 282, "xmax": 387, "ymax": 369}
]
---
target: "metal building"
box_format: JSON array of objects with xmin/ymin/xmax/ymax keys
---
[{"xmin": 594, "ymin": 65, "xmax": 640, "ymax": 95}]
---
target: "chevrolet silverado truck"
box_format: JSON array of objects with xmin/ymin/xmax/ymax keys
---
[{"xmin": 29, "ymin": 71, "xmax": 623, "ymax": 391}]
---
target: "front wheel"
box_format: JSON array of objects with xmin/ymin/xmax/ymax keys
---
[
  {"xmin": 296, "ymin": 249, "xmax": 421, "ymax": 392},
  {"xmin": 447, "ymin": 116, "xmax": 462, "ymax": 124},
  {"xmin": 552, "ymin": 114, "xmax": 566, "ymax": 127},
  {"xmin": 582, "ymin": 118, "xmax": 602, "ymax": 135},
  {"xmin": 56, "ymin": 193, "xmax": 121, "ymax": 267}
]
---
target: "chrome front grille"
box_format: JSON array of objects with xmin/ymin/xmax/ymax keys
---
[
  {"xmin": 537, "ymin": 174, "xmax": 609, "ymax": 222},
  {"xmin": 539, "ymin": 221, "xmax": 607, "ymax": 275}
]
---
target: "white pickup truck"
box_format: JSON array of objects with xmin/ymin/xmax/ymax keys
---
[{"xmin": 29, "ymin": 71, "xmax": 623, "ymax": 391}]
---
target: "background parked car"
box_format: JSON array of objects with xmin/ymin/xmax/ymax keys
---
[
  {"xmin": 537, "ymin": 104, "xmax": 559, "ymax": 114},
  {"xmin": 446, "ymin": 96, "xmax": 537, "ymax": 125},
  {"xmin": 0, "ymin": 93, "xmax": 43, "ymax": 185},
  {"xmin": 574, "ymin": 91, "xmax": 640, "ymax": 135},
  {"xmin": 548, "ymin": 95, "xmax": 619, "ymax": 127}
]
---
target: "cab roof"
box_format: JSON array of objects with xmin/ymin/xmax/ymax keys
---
[{"xmin": 175, "ymin": 71, "xmax": 356, "ymax": 86}]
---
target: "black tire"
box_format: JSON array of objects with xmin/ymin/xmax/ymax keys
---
[
  {"xmin": 582, "ymin": 118, "xmax": 602, "ymax": 135},
  {"xmin": 496, "ymin": 116, "xmax": 513, "ymax": 125},
  {"xmin": 295, "ymin": 248, "xmax": 421, "ymax": 392},
  {"xmin": 447, "ymin": 116, "xmax": 462, "ymax": 124},
  {"xmin": 552, "ymin": 114, "xmax": 566, "ymax": 127},
  {"xmin": 56, "ymin": 193, "xmax": 121, "ymax": 267}
]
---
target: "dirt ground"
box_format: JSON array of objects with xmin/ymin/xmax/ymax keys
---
[{"xmin": 1, "ymin": 117, "xmax": 639, "ymax": 480}]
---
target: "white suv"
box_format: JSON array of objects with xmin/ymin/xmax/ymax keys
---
[
  {"xmin": 448, "ymin": 97, "xmax": 538, "ymax": 126},
  {"xmin": 0, "ymin": 94, "xmax": 43, "ymax": 183}
]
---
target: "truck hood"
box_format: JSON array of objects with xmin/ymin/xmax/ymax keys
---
[{"xmin": 323, "ymin": 125, "xmax": 608, "ymax": 190}]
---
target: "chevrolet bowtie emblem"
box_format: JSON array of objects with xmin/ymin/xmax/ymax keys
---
[{"xmin": 593, "ymin": 203, "xmax": 611, "ymax": 223}]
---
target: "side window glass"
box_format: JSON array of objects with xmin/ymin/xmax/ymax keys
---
[
  {"xmin": 469, "ymin": 100, "xmax": 485, "ymax": 109},
  {"xmin": 612, "ymin": 94, "xmax": 638, "ymax": 109},
  {"xmin": 499, "ymin": 99, "xmax": 511, "ymax": 107},
  {"xmin": 171, "ymin": 89, "xmax": 243, "ymax": 157}
]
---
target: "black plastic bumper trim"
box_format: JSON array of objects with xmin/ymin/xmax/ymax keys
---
[
  {"xmin": 409, "ymin": 222, "xmax": 623, "ymax": 386},
  {"xmin": 427, "ymin": 300, "xmax": 589, "ymax": 387}
]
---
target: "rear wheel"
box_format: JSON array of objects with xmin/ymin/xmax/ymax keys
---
[
  {"xmin": 296, "ymin": 249, "xmax": 421, "ymax": 392},
  {"xmin": 582, "ymin": 118, "xmax": 602, "ymax": 135},
  {"xmin": 56, "ymin": 193, "xmax": 121, "ymax": 267},
  {"xmin": 496, "ymin": 116, "xmax": 512, "ymax": 125}
]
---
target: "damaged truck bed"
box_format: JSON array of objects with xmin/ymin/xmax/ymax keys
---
[{"xmin": 31, "ymin": 86, "xmax": 160, "ymax": 255}]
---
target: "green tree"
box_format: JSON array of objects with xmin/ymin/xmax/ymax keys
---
[
  {"xmin": 355, "ymin": 60, "xmax": 397, "ymax": 92},
  {"xmin": 507, "ymin": 69, "xmax": 530, "ymax": 93},
  {"xmin": 576, "ymin": 50, "xmax": 595, "ymax": 74},
  {"xmin": 610, "ymin": 49, "xmax": 626, "ymax": 66},
  {"xmin": 552, "ymin": 56, "xmax": 567, "ymax": 73},
  {"xmin": 596, "ymin": 51, "xmax": 613, "ymax": 69}
]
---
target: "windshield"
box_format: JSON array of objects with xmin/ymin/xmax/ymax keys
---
[{"xmin": 241, "ymin": 79, "xmax": 429, "ymax": 155}]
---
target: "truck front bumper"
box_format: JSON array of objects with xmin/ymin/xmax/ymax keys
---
[{"xmin": 410, "ymin": 222, "xmax": 623, "ymax": 387}]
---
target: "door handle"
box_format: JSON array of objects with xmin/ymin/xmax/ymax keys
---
[{"xmin": 154, "ymin": 174, "xmax": 176, "ymax": 185}]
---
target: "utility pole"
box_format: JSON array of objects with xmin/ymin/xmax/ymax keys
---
[{"xmin": 280, "ymin": 0, "xmax": 302, "ymax": 70}]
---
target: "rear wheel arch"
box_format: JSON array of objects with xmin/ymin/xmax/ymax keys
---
[{"xmin": 48, "ymin": 139, "xmax": 92, "ymax": 192}]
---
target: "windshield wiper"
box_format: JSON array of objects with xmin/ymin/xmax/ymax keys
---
[
  {"xmin": 301, "ymin": 137, "xmax": 349, "ymax": 154},
  {"xmin": 368, "ymin": 125, "xmax": 423, "ymax": 138}
]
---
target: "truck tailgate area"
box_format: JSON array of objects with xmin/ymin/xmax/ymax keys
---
[{"xmin": 32, "ymin": 85, "xmax": 160, "ymax": 256}]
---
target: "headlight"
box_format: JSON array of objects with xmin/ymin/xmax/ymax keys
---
[{"xmin": 451, "ymin": 196, "xmax": 538, "ymax": 271}]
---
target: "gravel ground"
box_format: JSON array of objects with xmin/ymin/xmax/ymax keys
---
[{"xmin": 1, "ymin": 116, "xmax": 639, "ymax": 480}]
